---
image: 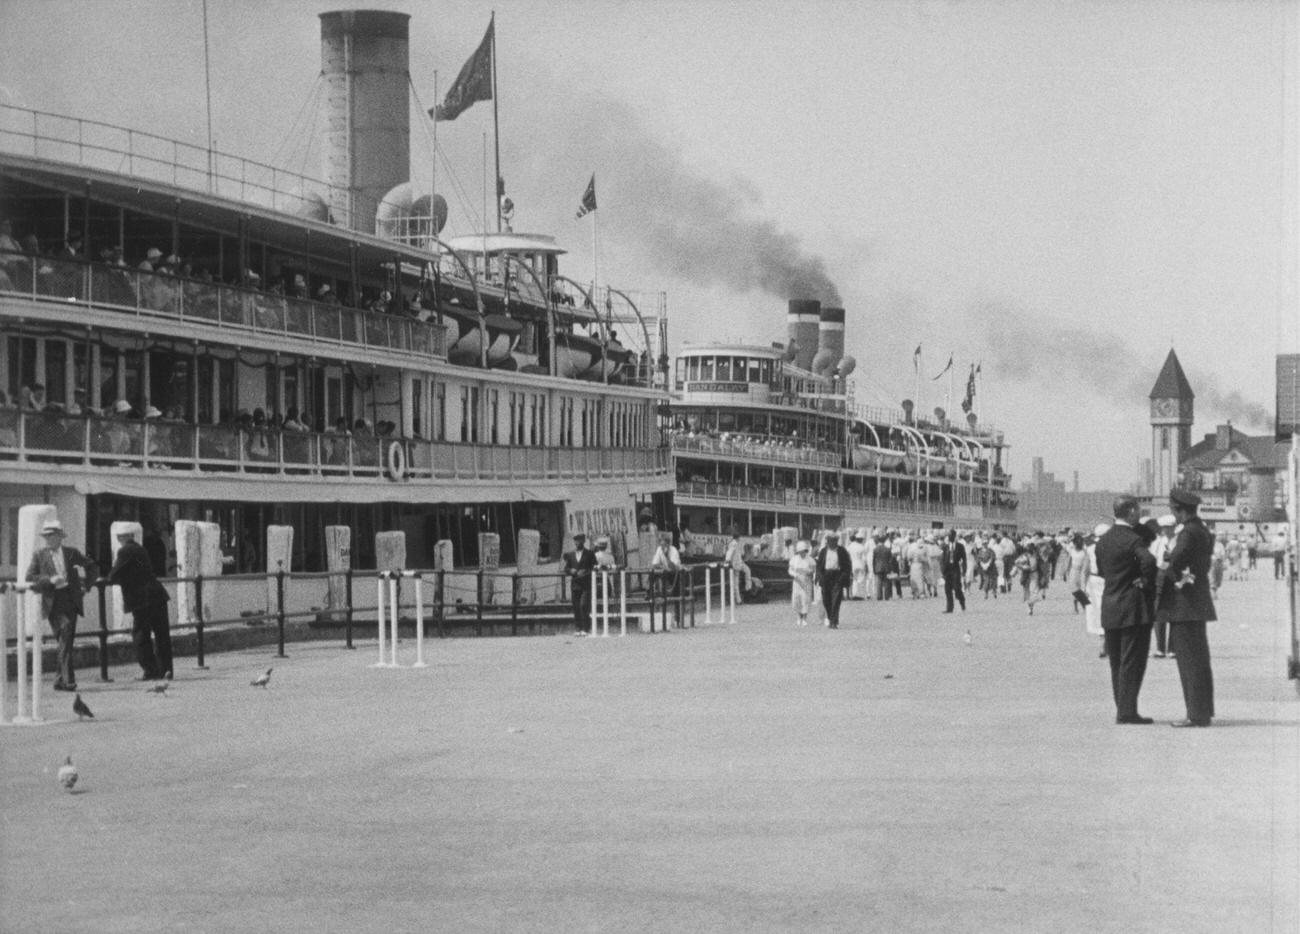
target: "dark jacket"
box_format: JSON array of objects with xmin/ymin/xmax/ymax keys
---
[
  {"xmin": 1161, "ymin": 516, "xmax": 1217, "ymax": 622},
  {"xmin": 870, "ymin": 542, "xmax": 892, "ymax": 575},
  {"xmin": 26, "ymin": 545, "xmax": 97, "ymax": 620},
  {"xmin": 1094, "ymin": 521, "xmax": 1156, "ymax": 630},
  {"xmin": 109, "ymin": 539, "xmax": 170, "ymax": 614},
  {"xmin": 562, "ymin": 547, "xmax": 597, "ymax": 590},
  {"xmin": 815, "ymin": 545, "xmax": 853, "ymax": 591}
]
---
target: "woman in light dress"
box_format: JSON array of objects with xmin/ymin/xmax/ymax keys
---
[
  {"xmin": 787, "ymin": 540, "xmax": 817, "ymax": 626},
  {"xmin": 1084, "ymin": 524, "xmax": 1108, "ymax": 657}
]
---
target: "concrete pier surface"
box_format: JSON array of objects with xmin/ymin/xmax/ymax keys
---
[{"xmin": 3, "ymin": 572, "xmax": 1297, "ymax": 933}]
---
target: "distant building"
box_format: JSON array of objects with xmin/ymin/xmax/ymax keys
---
[
  {"xmin": 1018, "ymin": 457, "xmax": 1119, "ymax": 532},
  {"xmin": 1146, "ymin": 348, "xmax": 1291, "ymax": 540}
]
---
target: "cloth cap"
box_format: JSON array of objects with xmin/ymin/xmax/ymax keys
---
[
  {"xmin": 143, "ymin": 405, "xmax": 162, "ymax": 419},
  {"xmin": 1093, "ymin": 523, "xmax": 1111, "ymax": 538},
  {"xmin": 1170, "ymin": 488, "xmax": 1201, "ymax": 509},
  {"xmin": 145, "ymin": 247, "xmax": 162, "ymax": 260},
  {"xmin": 113, "ymin": 399, "xmax": 132, "ymax": 414},
  {"xmin": 42, "ymin": 519, "xmax": 64, "ymax": 535},
  {"xmin": 163, "ymin": 254, "xmax": 179, "ymax": 265},
  {"xmin": 1157, "ymin": 514, "xmax": 1176, "ymax": 528},
  {"xmin": 572, "ymin": 532, "xmax": 586, "ymax": 541},
  {"xmin": 317, "ymin": 284, "xmax": 332, "ymax": 297}
]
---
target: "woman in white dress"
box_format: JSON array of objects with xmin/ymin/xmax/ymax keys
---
[
  {"xmin": 787, "ymin": 540, "xmax": 816, "ymax": 626},
  {"xmin": 1084, "ymin": 524, "xmax": 1108, "ymax": 657}
]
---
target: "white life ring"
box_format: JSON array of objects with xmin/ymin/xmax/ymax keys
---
[
  {"xmin": 386, "ymin": 441, "xmax": 407, "ymax": 481},
  {"xmin": 1237, "ymin": 504, "xmax": 1251, "ymax": 519}
]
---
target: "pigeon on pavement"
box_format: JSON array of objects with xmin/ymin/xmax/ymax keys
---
[
  {"xmin": 251, "ymin": 668, "xmax": 273, "ymax": 688},
  {"xmin": 72, "ymin": 693, "xmax": 94, "ymax": 720},
  {"xmin": 146, "ymin": 682, "xmax": 170, "ymax": 695},
  {"xmin": 58, "ymin": 756, "xmax": 78, "ymax": 791}
]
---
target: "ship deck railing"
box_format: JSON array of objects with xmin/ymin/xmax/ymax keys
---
[
  {"xmin": 676, "ymin": 479, "xmax": 1017, "ymax": 518},
  {"xmin": 0, "ymin": 408, "xmax": 672, "ymax": 483},
  {"xmin": 0, "ymin": 102, "xmax": 388, "ymax": 228},
  {"xmin": 669, "ymin": 433, "xmax": 841, "ymax": 468},
  {"xmin": 0, "ymin": 252, "xmax": 447, "ymax": 359}
]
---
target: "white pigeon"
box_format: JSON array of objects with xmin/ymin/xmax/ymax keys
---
[
  {"xmin": 963, "ymin": 629, "xmax": 973, "ymax": 645},
  {"xmin": 57, "ymin": 756, "xmax": 78, "ymax": 791},
  {"xmin": 251, "ymin": 668, "xmax": 273, "ymax": 688}
]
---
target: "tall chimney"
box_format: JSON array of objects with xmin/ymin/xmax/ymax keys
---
[
  {"xmin": 812, "ymin": 306, "xmax": 845, "ymax": 376},
  {"xmin": 320, "ymin": 10, "xmax": 411, "ymax": 235},
  {"xmin": 786, "ymin": 299, "xmax": 820, "ymax": 372}
]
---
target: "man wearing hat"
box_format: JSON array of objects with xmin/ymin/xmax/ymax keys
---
[
  {"xmin": 562, "ymin": 532, "xmax": 596, "ymax": 635},
  {"xmin": 814, "ymin": 530, "xmax": 852, "ymax": 628},
  {"xmin": 1094, "ymin": 495, "xmax": 1157, "ymax": 724},
  {"xmin": 109, "ymin": 528, "xmax": 173, "ymax": 681},
  {"xmin": 25, "ymin": 519, "xmax": 98, "ymax": 692},
  {"xmin": 1162, "ymin": 489, "xmax": 1216, "ymax": 727}
]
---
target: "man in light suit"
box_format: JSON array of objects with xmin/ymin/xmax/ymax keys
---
[
  {"xmin": 1162, "ymin": 488, "xmax": 1217, "ymax": 727},
  {"xmin": 25, "ymin": 518, "xmax": 98, "ymax": 692},
  {"xmin": 1094, "ymin": 495, "xmax": 1157, "ymax": 724},
  {"xmin": 814, "ymin": 531, "xmax": 853, "ymax": 629}
]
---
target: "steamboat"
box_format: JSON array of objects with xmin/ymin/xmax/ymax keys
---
[
  {"xmin": 0, "ymin": 10, "xmax": 672, "ymax": 581},
  {"xmin": 668, "ymin": 300, "xmax": 1017, "ymax": 559}
]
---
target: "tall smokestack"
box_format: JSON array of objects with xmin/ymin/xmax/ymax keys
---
[
  {"xmin": 786, "ymin": 299, "xmax": 820, "ymax": 372},
  {"xmin": 320, "ymin": 10, "xmax": 411, "ymax": 235},
  {"xmin": 812, "ymin": 306, "xmax": 844, "ymax": 377}
]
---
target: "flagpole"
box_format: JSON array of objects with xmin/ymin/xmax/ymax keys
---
[
  {"xmin": 948, "ymin": 358, "xmax": 955, "ymax": 423},
  {"xmin": 431, "ymin": 70, "xmax": 437, "ymax": 246},
  {"xmin": 490, "ymin": 12, "xmax": 501, "ymax": 233},
  {"xmin": 913, "ymin": 348, "xmax": 920, "ymax": 423}
]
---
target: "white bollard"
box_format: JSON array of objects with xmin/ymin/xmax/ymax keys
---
[
  {"xmin": 727, "ymin": 568, "xmax": 737, "ymax": 624},
  {"xmin": 619, "ymin": 570, "xmax": 627, "ymax": 637},
  {"xmin": 388, "ymin": 575, "xmax": 399, "ymax": 667},
  {"xmin": 590, "ymin": 581, "xmax": 598, "ymax": 637},
  {"xmin": 372, "ymin": 574, "xmax": 391, "ymax": 668},
  {"xmin": 703, "ymin": 565, "xmax": 714, "ymax": 625},
  {"xmin": 603, "ymin": 571, "xmax": 612, "ymax": 637},
  {"xmin": 15, "ymin": 587, "xmax": 29, "ymax": 723},
  {"xmin": 412, "ymin": 574, "xmax": 427, "ymax": 668},
  {"xmin": 30, "ymin": 599, "xmax": 42, "ymax": 721}
]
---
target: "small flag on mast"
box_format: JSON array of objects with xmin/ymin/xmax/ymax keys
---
[
  {"xmin": 576, "ymin": 174, "xmax": 597, "ymax": 219},
  {"xmin": 913, "ymin": 345, "xmax": 921, "ymax": 372},
  {"xmin": 961, "ymin": 364, "xmax": 976, "ymax": 413},
  {"xmin": 931, "ymin": 354, "xmax": 952, "ymax": 381},
  {"xmin": 431, "ymin": 17, "xmax": 494, "ymax": 122}
]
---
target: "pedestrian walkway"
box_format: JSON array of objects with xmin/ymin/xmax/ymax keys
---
[{"xmin": 1, "ymin": 573, "xmax": 1296, "ymax": 933}]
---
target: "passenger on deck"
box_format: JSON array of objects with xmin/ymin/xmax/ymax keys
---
[{"xmin": 139, "ymin": 247, "xmax": 162, "ymax": 272}]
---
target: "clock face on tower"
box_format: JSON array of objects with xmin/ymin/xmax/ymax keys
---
[{"xmin": 1153, "ymin": 398, "xmax": 1177, "ymax": 418}]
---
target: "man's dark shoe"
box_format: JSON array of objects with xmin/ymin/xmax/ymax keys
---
[
  {"xmin": 1170, "ymin": 719, "xmax": 1211, "ymax": 728},
  {"xmin": 53, "ymin": 682, "xmax": 76, "ymax": 692},
  {"xmin": 1116, "ymin": 715, "xmax": 1154, "ymax": 725}
]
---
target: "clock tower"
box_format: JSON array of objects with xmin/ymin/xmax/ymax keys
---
[{"xmin": 1149, "ymin": 349, "xmax": 1194, "ymax": 495}]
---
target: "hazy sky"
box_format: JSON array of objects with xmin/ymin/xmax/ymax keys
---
[{"xmin": 2, "ymin": 0, "xmax": 1296, "ymax": 490}]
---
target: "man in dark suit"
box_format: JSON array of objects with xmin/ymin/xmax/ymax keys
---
[
  {"xmin": 1162, "ymin": 488, "xmax": 1217, "ymax": 727},
  {"xmin": 109, "ymin": 528, "xmax": 173, "ymax": 680},
  {"xmin": 814, "ymin": 531, "xmax": 853, "ymax": 628},
  {"xmin": 941, "ymin": 530, "xmax": 967, "ymax": 613},
  {"xmin": 562, "ymin": 532, "xmax": 596, "ymax": 635},
  {"xmin": 870, "ymin": 535, "xmax": 893, "ymax": 601},
  {"xmin": 25, "ymin": 518, "xmax": 98, "ymax": 692},
  {"xmin": 1094, "ymin": 495, "xmax": 1157, "ymax": 724}
]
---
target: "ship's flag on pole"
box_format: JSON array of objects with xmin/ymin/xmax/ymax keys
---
[
  {"xmin": 913, "ymin": 344, "xmax": 921, "ymax": 372},
  {"xmin": 931, "ymin": 354, "xmax": 953, "ymax": 381},
  {"xmin": 961, "ymin": 364, "xmax": 976, "ymax": 413},
  {"xmin": 431, "ymin": 16, "xmax": 494, "ymax": 121},
  {"xmin": 576, "ymin": 174, "xmax": 597, "ymax": 219}
]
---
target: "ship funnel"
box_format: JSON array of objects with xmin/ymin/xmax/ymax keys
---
[
  {"xmin": 320, "ymin": 10, "xmax": 412, "ymax": 236},
  {"xmin": 818, "ymin": 306, "xmax": 845, "ymax": 366},
  {"xmin": 787, "ymin": 299, "xmax": 820, "ymax": 371}
]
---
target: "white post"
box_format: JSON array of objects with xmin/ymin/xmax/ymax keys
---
[
  {"xmin": 704, "ymin": 565, "xmax": 713, "ymax": 625},
  {"xmin": 601, "ymin": 571, "xmax": 610, "ymax": 637},
  {"xmin": 0, "ymin": 587, "xmax": 6, "ymax": 725},
  {"xmin": 30, "ymin": 602, "xmax": 42, "ymax": 721},
  {"xmin": 727, "ymin": 568, "xmax": 737, "ymax": 624},
  {"xmin": 14, "ymin": 587, "xmax": 30, "ymax": 723},
  {"xmin": 590, "ymin": 580, "xmax": 598, "ymax": 637},
  {"xmin": 388, "ymin": 575, "xmax": 399, "ymax": 667},
  {"xmin": 372, "ymin": 574, "xmax": 388, "ymax": 668},
  {"xmin": 619, "ymin": 569, "xmax": 627, "ymax": 637},
  {"xmin": 412, "ymin": 573, "xmax": 427, "ymax": 668}
]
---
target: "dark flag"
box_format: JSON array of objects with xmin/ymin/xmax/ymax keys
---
[
  {"xmin": 931, "ymin": 354, "xmax": 952, "ymax": 381},
  {"xmin": 961, "ymin": 364, "xmax": 976, "ymax": 413},
  {"xmin": 432, "ymin": 17, "xmax": 494, "ymax": 122},
  {"xmin": 576, "ymin": 174, "xmax": 597, "ymax": 219},
  {"xmin": 912, "ymin": 344, "xmax": 921, "ymax": 372}
]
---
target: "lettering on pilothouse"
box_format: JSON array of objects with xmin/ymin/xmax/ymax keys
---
[{"xmin": 568, "ymin": 505, "xmax": 633, "ymax": 540}]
